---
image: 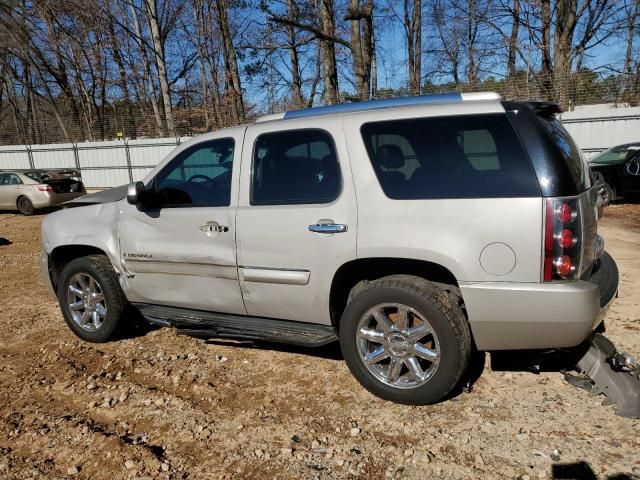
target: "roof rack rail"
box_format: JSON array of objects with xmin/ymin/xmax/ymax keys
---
[{"xmin": 256, "ymin": 92, "xmax": 502, "ymax": 123}]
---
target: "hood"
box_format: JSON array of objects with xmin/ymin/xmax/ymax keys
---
[{"xmin": 64, "ymin": 184, "xmax": 128, "ymax": 206}]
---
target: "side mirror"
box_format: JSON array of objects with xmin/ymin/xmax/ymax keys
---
[{"xmin": 127, "ymin": 181, "xmax": 145, "ymax": 205}]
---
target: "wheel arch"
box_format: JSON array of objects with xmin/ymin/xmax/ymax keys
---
[
  {"xmin": 48, "ymin": 244, "xmax": 112, "ymax": 291},
  {"xmin": 329, "ymin": 257, "xmax": 461, "ymax": 330}
]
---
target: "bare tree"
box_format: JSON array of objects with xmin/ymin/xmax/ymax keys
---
[{"xmin": 214, "ymin": 0, "xmax": 245, "ymax": 122}]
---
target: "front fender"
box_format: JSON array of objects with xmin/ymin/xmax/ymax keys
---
[{"xmin": 41, "ymin": 202, "xmax": 123, "ymax": 276}]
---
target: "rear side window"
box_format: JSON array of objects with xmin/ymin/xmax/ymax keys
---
[
  {"xmin": 251, "ymin": 129, "xmax": 341, "ymax": 205},
  {"xmin": 539, "ymin": 117, "xmax": 590, "ymax": 191},
  {"xmin": 0, "ymin": 174, "xmax": 22, "ymax": 185},
  {"xmin": 360, "ymin": 114, "xmax": 540, "ymax": 199}
]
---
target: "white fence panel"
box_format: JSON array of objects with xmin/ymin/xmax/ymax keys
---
[
  {"xmin": 128, "ymin": 142, "xmax": 178, "ymax": 167},
  {"xmin": 81, "ymin": 168, "xmax": 131, "ymax": 188},
  {"xmin": 31, "ymin": 143, "xmax": 76, "ymax": 169},
  {"xmin": 560, "ymin": 106, "xmax": 640, "ymax": 158},
  {"xmin": 0, "ymin": 147, "xmax": 31, "ymax": 169},
  {"xmin": 78, "ymin": 141, "xmax": 128, "ymax": 168}
]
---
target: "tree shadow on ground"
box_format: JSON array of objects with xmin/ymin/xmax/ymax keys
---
[{"xmin": 0, "ymin": 237, "xmax": 12, "ymax": 246}]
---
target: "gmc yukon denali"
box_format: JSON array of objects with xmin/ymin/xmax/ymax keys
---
[{"xmin": 41, "ymin": 93, "xmax": 638, "ymax": 413}]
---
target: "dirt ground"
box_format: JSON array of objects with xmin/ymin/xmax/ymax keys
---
[{"xmin": 0, "ymin": 204, "xmax": 639, "ymax": 480}]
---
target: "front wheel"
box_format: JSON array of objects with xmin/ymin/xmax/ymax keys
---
[
  {"xmin": 57, "ymin": 255, "xmax": 127, "ymax": 342},
  {"xmin": 339, "ymin": 276, "xmax": 472, "ymax": 405}
]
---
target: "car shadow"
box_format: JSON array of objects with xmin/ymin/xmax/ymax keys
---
[
  {"xmin": 196, "ymin": 337, "xmax": 344, "ymax": 361},
  {"xmin": 0, "ymin": 237, "xmax": 12, "ymax": 246},
  {"xmin": 551, "ymin": 461, "xmax": 633, "ymax": 479}
]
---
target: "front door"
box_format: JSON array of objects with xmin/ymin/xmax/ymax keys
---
[
  {"xmin": 118, "ymin": 131, "xmax": 246, "ymax": 314},
  {"xmin": 236, "ymin": 117, "xmax": 357, "ymax": 325}
]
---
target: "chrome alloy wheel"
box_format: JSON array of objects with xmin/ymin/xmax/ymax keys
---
[
  {"xmin": 66, "ymin": 273, "xmax": 107, "ymax": 331},
  {"xmin": 356, "ymin": 303, "xmax": 440, "ymax": 389}
]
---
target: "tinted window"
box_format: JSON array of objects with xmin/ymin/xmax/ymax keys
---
[
  {"xmin": 361, "ymin": 114, "xmax": 540, "ymax": 199},
  {"xmin": 251, "ymin": 129, "xmax": 341, "ymax": 205},
  {"xmin": 539, "ymin": 117, "xmax": 590, "ymax": 190},
  {"xmin": 0, "ymin": 174, "xmax": 22, "ymax": 185},
  {"xmin": 153, "ymin": 138, "xmax": 234, "ymax": 207}
]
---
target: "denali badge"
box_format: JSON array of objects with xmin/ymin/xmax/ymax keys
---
[{"xmin": 124, "ymin": 253, "xmax": 153, "ymax": 259}]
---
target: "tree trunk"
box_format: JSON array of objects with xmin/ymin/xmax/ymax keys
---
[
  {"xmin": 540, "ymin": 0, "xmax": 553, "ymax": 98},
  {"xmin": 371, "ymin": 20, "xmax": 377, "ymax": 97},
  {"xmin": 145, "ymin": 0, "xmax": 176, "ymax": 135},
  {"xmin": 554, "ymin": 0, "xmax": 578, "ymax": 107},
  {"xmin": 319, "ymin": 0, "xmax": 339, "ymax": 104},
  {"xmin": 131, "ymin": 3, "xmax": 165, "ymax": 136},
  {"xmin": 108, "ymin": 11, "xmax": 137, "ymax": 138},
  {"xmin": 467, "ymin": 0, "xmax": 478, "ymax": 85},
  {"xmin": 346, "ymin": 0, "xmax": 373, "ymax": 100},
  {"xmin": 214, "ymin": 0, "xmax": 245, "ymax": 123},
  {"xmin": 287, "ymin": 0, "xmax": 305, "ymax": 106},
  {"xmin": 507, "ymin": 0, "xmax": 519, "ymax": 78},
  {"xmin": 404, "ymin": 0, "xmax": 422, "ymax": 95}
]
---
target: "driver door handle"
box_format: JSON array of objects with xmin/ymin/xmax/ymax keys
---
[
  {"xmin": 308, "ymin": 223, "xmax": 348, "ymax": 234},
  {"xmin": 199, "ymin": 221, "xmax": 229, "ymax": 233}
]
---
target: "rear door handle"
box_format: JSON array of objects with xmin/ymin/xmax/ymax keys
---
[{"xmin": 308, "ymin": 223, "xmax": 348, "ymax": 234}]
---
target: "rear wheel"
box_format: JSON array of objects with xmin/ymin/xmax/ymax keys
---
[
  {"xmin": 339, "ymin": 276, "xmax": 472, "ymax": 404},
  {"xmin": 57, "ymin": 255, "xmax": 127, "ymax": 342},
  {"xmin": 17, "ymin": 196, "xmax": 35, "ymax": 215}
]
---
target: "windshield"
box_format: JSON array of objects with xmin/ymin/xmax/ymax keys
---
[{"xmin": 590, "ymin": 146, "xmax": 637, "ymax": 164}]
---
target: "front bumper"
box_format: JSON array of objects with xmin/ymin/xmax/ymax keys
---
[
  {"xmin": 461, "ymin": 252, "xmax": 619, "ymax": 351},
  {"xmin": 40, "ymin": 250, "xmax": 57, "ymax": 300}
]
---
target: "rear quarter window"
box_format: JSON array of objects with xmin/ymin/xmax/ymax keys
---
[
  {"xmin": 360, "ymin": 114, "xmax": 540, "ymax": 199},
  {"xmin": 539, "ymin": 117, "xmax": 591, "ymax": 191}
]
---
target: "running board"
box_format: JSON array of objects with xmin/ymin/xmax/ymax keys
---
[{"xmin": 132, "ymin": 303, "xmax": 338, "ymax": 347}]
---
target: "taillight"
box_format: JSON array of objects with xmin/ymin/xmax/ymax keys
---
[
  {"xmin": 543, "ymin": 198, "xmax": 582, "ymax": 281},
  {"xmin": 37, "ymin": 185, "xmax": 53, "ymax": 192}
]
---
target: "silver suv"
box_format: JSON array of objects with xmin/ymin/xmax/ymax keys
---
[{"xmin": 40, "ymin": 92, "xmax": 619, "ymax": 405}]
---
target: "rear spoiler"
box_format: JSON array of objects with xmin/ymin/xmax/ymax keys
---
[{"xmin": 524, "ymin": 101, "xmax": 563, "ymax": 117}]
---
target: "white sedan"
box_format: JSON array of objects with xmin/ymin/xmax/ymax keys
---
[{"xmin": 0, "ymin": 169, "xmax": 86, "ymax": 215}]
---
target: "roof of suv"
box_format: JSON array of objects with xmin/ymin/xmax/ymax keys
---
[{"xmin": 256, "ymin": 92, "xmax": 503, "ymax": 123}]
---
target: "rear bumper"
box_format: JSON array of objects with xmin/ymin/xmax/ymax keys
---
[
  {"xmin": 31, "ymin": 191, "xmax": 85, "ymax": 209},
  {"xmin": 461, "ymin": 252, "xmax": 619, "ymax": 351}
]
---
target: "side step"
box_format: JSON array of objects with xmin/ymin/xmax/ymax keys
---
[
  {"xmin": 132, "ymin": 303, "xmax": 338, "ymax": 347},
  {"xmin": 565, "ymin": 334, "xmax": 640, "ymax": 418}
]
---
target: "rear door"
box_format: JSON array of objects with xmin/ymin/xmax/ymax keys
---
[
  {"xmin": 118, "ymin": 130, "xmax": 246, "ymax": 314},
  {"xmin": 235, "ymin": 117, "xmax": 357, "ymax": 325},
  {"xmin": 0, "ymin": 173, "xmax": 22, "ymax": 209}
]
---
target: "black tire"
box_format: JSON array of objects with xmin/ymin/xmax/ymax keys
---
[
  {"xmin": 339, "ymin": 275, "xmax": 472, "ymax": 405},
  {"xmin": 601, "ymin": 182, "xmax": 615, "ymax": 206},
  {"xmin": 57, "ymin": 255, "xmax": 127, "ymax": 342},
  {"xmin": 17, "ymin": 196, "xmax": 35, "ymax": 215}
]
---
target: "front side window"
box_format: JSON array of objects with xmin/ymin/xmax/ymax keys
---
[
  {"xmin": 361, "ymin": 114, "xmax": 540, "ymax": 199},
  {"xmin": 251, "ymin": 129, "xmax": 341, "ymax": 205},
  {"xmin": 153, "ymin": 138, "xmax": 234, "ymax": 207}
]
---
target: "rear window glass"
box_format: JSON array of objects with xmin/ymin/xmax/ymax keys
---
[
  {"xmin": 539, "ymin": 117, "xmax": 590, "ymax": 190},
  {"xmin": 360, "ymin": 114, "xmax": 540, "ymax": 199}
]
